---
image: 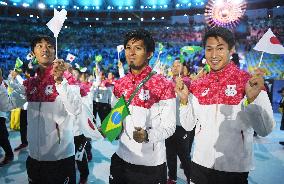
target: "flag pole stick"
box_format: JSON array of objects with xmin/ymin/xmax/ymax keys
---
[
  {"xmin": 258, "ymin": 51, "xmax": 264, "ymax": 67},
  {"xmin": 55, "ymin": 37, "xmax": 58, "ymax": 59},
  {"xmin": 153, "ymin": 51, "xmax": 162, "ymax": 72}
]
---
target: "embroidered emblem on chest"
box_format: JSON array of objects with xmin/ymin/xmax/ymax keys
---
[
  {"xmin": 201, "ymin": 88, "xmax": 209, "ymax": 96},
  {"xmin": 225, "ymin": 85, "xmax": 237, "ymax": 96},
  {"xmin": 139, "ymin": 89, "xmax": 150, "ymax": 101},
  {"xmin": 30, "ymin": 87, "xmax": 37, "ymax": 95},
  {"xmin": 45, "ymin": 85, "xmax": 54, "ymax": 96}
]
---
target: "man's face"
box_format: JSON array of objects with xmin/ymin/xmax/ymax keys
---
[
  {"xmin": 108, "ymin": 72, "xmax": 114, "ymax": 80},
  {"xmin": 72, "ymin": 69, "xmax": 80, "ymax": 80},
  {"xmin": 125, "ymin": 39, "xmax": 152, "ymax": 72},
  {"xmin": 172, "ymin": 60, "xmax": 183, "ymax": 77},
  {"xmin": 32, "ymin": 39, "xmax": 55, "ymax": 68},
  {"xmin": 205, "ymin": 36, "xmax": 234, "ymax": 71}
]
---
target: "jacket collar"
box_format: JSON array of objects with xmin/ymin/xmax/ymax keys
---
[{"xmin": 127, "ymin": 65, "xmax": 152, "ymax": 81}]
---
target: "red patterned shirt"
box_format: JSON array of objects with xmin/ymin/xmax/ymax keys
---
[
  {"xmin": 113, "ymin": 66, "xmax": 175, "ymax": 109},
  {"xmin": 190, "ymin": 62, "xmax": 251, "ymax": 105}
]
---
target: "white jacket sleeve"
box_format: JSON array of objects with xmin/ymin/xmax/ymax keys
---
[
  {"xmin": 179, "ymin": 93, "xmax": 198, "ymax": 131},
  {"xmin": 0, "ymin": 85, "xmax": 17, "ymax": 111},
  {"xmin": 243, "ymin": 90, "xmax": 275, "ymax": 137},
  {"xmin": 7, "ymin": 79, "xmax": 27, "ymax": 109},
  {"xmin": 56, "ymin": 78, "xmax": 82, "ymax": 116},
  {"xmin": 118, "ymin": 67, "xmax": 125, "ymax": 78},
  {"xmin": 147, "ymin": 98, "xmax": 176, "ymax": 143}
]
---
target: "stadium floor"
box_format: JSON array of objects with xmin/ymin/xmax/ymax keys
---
[{"xmin": 0, "ymin": 113, "xmax": 283, "ymax": 184}]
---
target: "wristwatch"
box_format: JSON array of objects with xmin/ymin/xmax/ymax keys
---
[{"xmin": 144, "ymin": 129, "xmax": 149, "ymax": 143}]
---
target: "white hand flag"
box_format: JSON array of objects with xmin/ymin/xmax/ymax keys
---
[
  {"xmin": 253, "ymin": 28, "xmax": 284, "ymax": 54},
  {"xmin": 66, "ymin": 53, "xmax": 76, "ymax": 62},
  {"xmin": 117, "ymin": 45, "xmax": 124, "ymax": 53},
  {"xmin": 46, "ymin": 9, "xmax": 67, "ymax": 37}
]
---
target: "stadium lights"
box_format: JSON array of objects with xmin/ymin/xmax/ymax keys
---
[
  {"xmin": 30, "ymin": 14, "xmax": 33, "ymax": 18},
  {"xmin": 96, "ymin": 18, "xmax": 99, "ymax": 20},
  {"xmin": 96, "ymin": 6, "xmax": 99, "ymax": 10},
  {"xmin": 37, "ymin": 16, "xmax": 39, "ymax": 19},
  {"xmin": 84, "ymin": 6, "xmax": 88, "ymax": 9},
  {"xmin": 85, "ymin": 18, "xmax": 88, "ymax": 21},
  {"xmin": 188, "ymin": 3, "xmax": 192, "ymax": 6},
  {"xmin": 153, "ymin": 5, "xmax": 156, "ymax": 9},
  {"xmin": 23, "ymin": 3, "xmax": 29, "ymax": 7},
  {"xmin": 125, "ymin": 7, "xmax": 129, "ymax": 9},
  {"xmin": 140, "ymin": 6, "xmax": 144, "ymax": 9},
  {"xmin": 128, "ymin": 18, "xmax": 131, "ymax": 20},
  {"xmin": 0, "ymin": 1, "xmax": 7, "ymax": 5},
  {"xmin": 73, "ymin": 5, "xmax": 77, "ymax": 9},
  {"xmin": 57, "ymin": 6, "xmax": 60, "ymax": 8},
  {"xmin": 89, "ymin": 25, "xmax": 92, "ymax": 27},
  {"xmin": 16, "ymin": 14, "xmax": 19, "ymax": 17},
  {"xmin": 141, "ymin": 18, "xmax": 144, "ymax": 21},
  {"xmin": 62, "ymin": 6, "xmax": 65, "ymax": 8},
  {"xmin": 119, "ymin": 18, "xmax": 122, "ymax": 20},
  {"xmin": 164, "ymin": 5, "xmax": 168, "ymax": 8},
  {"xmin": 276, "ymin": 6, "xmax": 280, "ymax": 8},
  {"xmin": 107, "ymin": 6, "xmax": 111, "ymax": 10},
  {"xmin": 152, "ymin": 17, "xmax": 155, "ymax": 20},
  {"xmin": 13, "ymin": 3, "xmax": 17, "ymax": 6},
  {"xmin": 38, "ymin": 3, "xmax": 45, "ymax": 9},
  {"xmin": 176, "ymin": 4, "xmax": 180, "ymax": 8},
  {"xmin": 65, "ymin": 26, "xmax": 68, "ymax": 28},
  {"xmin": 118, "ymin": 6, "xmax": 122, "ymax": 10},
  {"xmin": 130, "ymin": 6, "xmax": 133, "ymax": 9},
  {"xmin": 161, "ymin": 17, "xmax": 164, "ymax": 20},
  {"xmin": 50, "ymin": 5, "xmax": 53, "ymax": 8}
]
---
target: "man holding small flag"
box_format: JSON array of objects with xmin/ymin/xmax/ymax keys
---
[
  {"xmin": 106, "ymin": 29, "xmax": 176, "ymax": 184},
  {"xmin": 178, "ymin": 27, "xmax": 275, "ymax": 184}
]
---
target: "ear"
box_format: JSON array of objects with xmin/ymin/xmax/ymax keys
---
[
  {"xmin": 229, "ymin": 46, "xmax": 235, "ymax": 56},
  {"xmin": 147, "ymin": 52, "xmax": 153, "ymax": 60}
]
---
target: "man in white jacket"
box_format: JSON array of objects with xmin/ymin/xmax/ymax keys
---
[
  {"xmin": 109, "ymin": 29, "xmax": 176, "ymax": 184},
  {"xmin": 0, "ymin": 68, "xmax": 14, "ymax": 167},
  {"xmin": 7, "ymin": 35, "xmax": 82, "ymax": 184},
  {"xmin": 177, "ymin": 27, "xmax": 275, "ymax": 184}
]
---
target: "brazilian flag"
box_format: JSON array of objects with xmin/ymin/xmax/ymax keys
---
[{"xmin": 101, "ymin": 96, "xmax": 130, "ymax": 142}]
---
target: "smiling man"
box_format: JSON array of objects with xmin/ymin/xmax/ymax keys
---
[
  {"xmin": 6, "ymin": 35, "xmax": 82, "ymax": 184},
  {"xmin": 109, "ymin": 29, "xmax": 176, "ymax": 184},
  {"xmin": 176, "ymin": 27, "xmax": 275, "ymax": 184}
]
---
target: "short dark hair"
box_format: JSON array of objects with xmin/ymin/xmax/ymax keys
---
[
  {"xmin": 124, "ymin": 29, "xmax": 155, "ymax": 53},
  {"xmin": 31, "ymin": 35, "xmax": 55, "ymax": 52},
  {"xmin": 203, "ymin": 27, "xmax": 235, "ymax": 50}
]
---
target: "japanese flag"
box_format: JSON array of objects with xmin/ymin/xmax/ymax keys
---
[
  {"xmin": 117, "ymin": 45, "xmax": 124, "ymax": 53},
  {"xmin": 66, "ymin": 53, "xmax": 76, "ymax": 62},
  {"xmin": 46, "ymin": 9, "xmax": 67, "ymax": 37},
  {"xmin": 253, "ymin": 28, "xmax": 284, "ymax": 54}
]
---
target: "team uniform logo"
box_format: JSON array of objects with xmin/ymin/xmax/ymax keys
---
[{"xmin": 225, "ymin": 85, "xmax": 237, "ymax": 96}]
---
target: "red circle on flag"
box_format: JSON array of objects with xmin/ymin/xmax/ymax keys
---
[{"xmin": 270, "ymin": 37, "xmax": 280, "ymax": 44}]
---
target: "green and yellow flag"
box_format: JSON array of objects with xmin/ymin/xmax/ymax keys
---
[
  {"xmin": 15, "ymin": 57, "xmax": 23, "ymax": 69},
  {"xmin": 95, "ymin": 55, "xmax": 103, "ymax": 63},
  {"xmin": 180, "ymin": 46, "xmax": 203, "ymax": 54},
  {"xmin": 101, "ymin": 96, "xmax": 130, "ymax": 142}
]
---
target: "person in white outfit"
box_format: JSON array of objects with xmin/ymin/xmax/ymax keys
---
[{"xmin": 177, "ymin": 27, "xmax": 275, "ymax": 184}]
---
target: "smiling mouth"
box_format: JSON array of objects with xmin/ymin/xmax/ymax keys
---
[{"xmin": 211, "ymin": 60, "xmax": 220, "ymax": 64}]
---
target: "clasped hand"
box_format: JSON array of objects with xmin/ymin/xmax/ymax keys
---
[
  {"xmin": 133, "ymin": 127, "xmax": 147, "ymax": 143},
  {"xmin": 52, "ymin": 59, "xmax": 67, "ymax": 84}
]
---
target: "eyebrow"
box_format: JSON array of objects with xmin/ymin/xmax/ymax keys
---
[{"xmin": 206, "ymin": 44, "xmax": 225, "ymax": 47}]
